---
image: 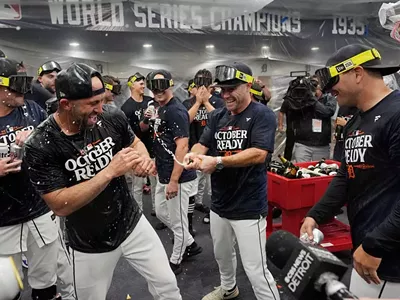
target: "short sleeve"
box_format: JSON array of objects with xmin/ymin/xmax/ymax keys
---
[
  {"xmin": 251, "ymin": 106, "xmax": 277, "ymax": 152},
  {"xmin": 280, "ymin": 99, "xmax": 289, "ymax": 113},
  {"xmin": 105, "ymin": 106, "xmax": 135, "ymax": 147},
  {"xmin": 25, "ymin": 137, "xmax": 69, "ymax": 195},
  {"xmin": 169, "ymin": 108, "xmax": 190, "ymax": 140},
  {"xmin": 198, "ymin": 109, "xmax": 216, "ymax": 148}
]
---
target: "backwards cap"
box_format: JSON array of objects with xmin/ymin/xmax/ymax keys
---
[
  {"xmin": 38, "ymin": 61, "xmax": 61, "ymax": 77},
  {"xmin": 55, "ymin": 63, "xmax": 104, "ymax": 101}
]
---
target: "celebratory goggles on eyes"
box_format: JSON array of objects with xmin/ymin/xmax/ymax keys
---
[
  {"xmin": 315, "ymin": 48, "xmax": 381, "ymax": 92},
  {"xmin": 147, "ymin": 78, "xmax": 174, "ymax": 92},
  {"xmin": 187, "ymin": 82, "xmax": 196, "ymax": 92},
  {"xmin": 105, "ymin": 83, "xmax": 122, "ymax": 95},
  {"xmin": 214, "ymin": 65, "xmax": 254, "ymax": 85},
  {"xmin": 0, "ymin": 75, "xmax": 33, "ymax": 94},
  {"xmin": 37, "ymin": 61, "xmax": 61, "ymax": 76},
  {"xmin": 127, "ymin": 72, "xmax": 145, "ymax": 87},
  {"xmin": 194, "ymin": 76, "xmax": 213, "ymax": 87}
]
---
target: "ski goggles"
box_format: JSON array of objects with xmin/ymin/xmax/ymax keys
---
[
  {"xmin": 37, "ymin": 61, "xmax": 61, "ymax": 76},
  {"xmin": 194, "ymin": 76, "xmax": 213, "ymax": 87},
  {"xmin": 250, "ymin": 88, "xmax": 263, "ymax": 97},
  {"xmin": 315, "ymin": 48, "xmax": 381, "ymax": 92},
  {"xmin": 0, "ymin": 75, "xmax": 33, "ymax": 94},
  {"xmin": 105, "ymin": 83, "xmax": 122, "ymax": 95},
  {"xmin": 127, "ymin": 73, "xmax": 145, "ymax": 87},
  {"xmin": 214, "ymin": 65, "xmax": 254, "ymax": 86},
  {"xmin": 147, "ymin": 78, "xmax": 174, "ymax": 92}
]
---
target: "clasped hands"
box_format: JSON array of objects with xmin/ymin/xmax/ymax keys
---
[{"xmin": 183, "ymin": 152, "xmax": 217, "ymax": 174}]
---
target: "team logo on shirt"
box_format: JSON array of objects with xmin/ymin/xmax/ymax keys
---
[
  {"xmin": 215, "ymin": 126, "xmax": 247, "ymax": 156},
  {"xmin": 194, "ymin": 107, "xmax": 208, "ymax": 126},
  {"xmin": 344, "ymin": 130, "xmax": 375, "ymax": 179},
  {"xmin": 64, "ymin": 137, "xmax": 116, "ymax": 182}
]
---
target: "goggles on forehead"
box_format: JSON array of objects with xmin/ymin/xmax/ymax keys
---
[
  {"xmin": 147, "ymin": 78, "xmax": 174, "ymax": 92},
  {"xmin": 316, "ymin": 48, "xmax": 381, "ymax": 92},
  {"xmin": 37, "ymin": 61, "xmax": 61, "ymax": 76},
  {"xmin": 0, "ymin": 75, "xmax": 33, "ymax": 94},
  {"xmin": 105, "ymin": 83, "xmax": 122, "ymax": 95},
  {"xmin": 127, "ymin": 73, "xmax": 145, "ymax": 87},
  {"xmin": 194, "ymin": 76, "xmax": 213, "ymax": 87},
  {"xmin": 215, "ymin": 65, "xmax": 254, "ymax": 85}
]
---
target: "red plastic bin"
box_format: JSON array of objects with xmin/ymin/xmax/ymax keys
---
[{"xmin": 267, "ymin": 160, "xmax": 340, "ymax": 211}]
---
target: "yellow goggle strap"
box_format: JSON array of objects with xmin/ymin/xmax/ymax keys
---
[
  {"xmin": 127, "ymin": 76, "xmax": 138, "ymax": 87},
  {"xmin": 37, "ymin": 67, "xmax": 43, "ymax": 77},
  {"xmin": 235, "ymin": 70, "xmax": 254, "ymax": 84},
  {"xmin": 0, "ymin": 76, "xmax": 10, "ymax": 87},
  {"xmin": 329, "ymin": 48, "xmax": 381, "ymax": 77},
  {"xmin": 169, "ymin": 79, "xmax": 174, "ymax": 87},
  {"xmin": 188, "ymin": 82, "xmax": 196, "ymax": 92},
  {"xmin": 250, "ymin": 89, "xmax": 263, "ymax": 96},
  {"xmin": 105, "ymin": 83, "xmax": 113, "ymax": 91}
]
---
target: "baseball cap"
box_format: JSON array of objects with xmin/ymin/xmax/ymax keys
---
[
  {"xmin": 55, "ymin": 63, "xmax": 104, "ymax": 101},
  {"xmin": 146, "ymin": 69, "xmax": 174, "ymax": 91},
  {"xmin": 326, "ymin": 44, "xmax": 400, "ymax": 76},
  {"xmin": 214, "ymin": 62, "xmax": 254, "ymax": 88},
  {"xmin": 127, "ymin": 72, "xmax": 145, "ymax": 87},
  {"xmin": 38, "ymin": 61, "xmax": 61, "ymax": 77},
  {"xmin": 0, "ymin": 58, "xmax": 33, "ymax": 94}
]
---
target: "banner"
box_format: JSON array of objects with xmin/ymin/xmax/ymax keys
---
[{"xmin": 0, "ymin": 0, "xmax": 377, "ymax": 39}]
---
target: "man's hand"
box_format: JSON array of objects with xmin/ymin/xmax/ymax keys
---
[
  {"xmin": 106, "ymin": 148, "xmax": 143, "ymax": 179},
  {"xmin": 166, "ymin": 180, "xmax": 178, "ymax": 200},
  {"xmin": 353, "ymin": 245, "xmax": 382, "ymax": 285},
  {"xmin": 278, "ymin": 125, "xmax": 285, "ymax": 133},
  {"xmin": 196, "ymin": 86, "xmax": 209, "ymax": 104},
  {"xmin": 133, "ymin": 156, "xmax": 157, "ymax": 177},
  {"xmin": 300, "ymin": 217, "xmax": 318, "ymax": 242},
  {"xmin": 183, "ymin": 152, "xmax": 203, "ymax": 170},
  {"xmin": 197, "ymin": 154, "xmax": 217, "ymax": 174},
  {"xmin": 336, "ymin": 117, "xmax": 347, "ymax": 127},
  {"xmin": 0, "ymin": 157, "xmax": 22, "ymax": 177},
  {"xmin": 15, "ymin": 130, "xmax": 33, "ymax": 146}
]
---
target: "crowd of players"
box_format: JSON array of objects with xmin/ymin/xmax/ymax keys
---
[{"xmin": 1, "ymin": 43, "xmax": 400, "ymax": 300}]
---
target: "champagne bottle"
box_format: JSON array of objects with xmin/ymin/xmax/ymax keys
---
[
  {"xmin": 278, "ymin": 154, "xmax": 296, "ymax": 169},
  {"xmin": 285, "ymin": 165, "xmax": 299, "ymax": 179}
]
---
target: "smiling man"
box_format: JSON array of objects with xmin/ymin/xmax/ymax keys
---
[
  {"xmin": 301, "ymin": 44, "xmax": 400, "ymax": 298},
  {"xmin": 183, "ymin": 62, "xmax": 279, "ymax": 300},
  {"xmin": 24, "ymin": 63, "xmax": 182, "ymax": 300}
]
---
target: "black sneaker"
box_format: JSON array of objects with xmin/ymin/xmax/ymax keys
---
[
  {"xmin": 203, "ymin": 213, "xmax": 210, "ymax": 224},
  {"xmin": 195, "ymin": 203, "xmax": 210, "ymax": 214},
  {"xmin": 183, "ymin": 241, "xmax": 203, "ymax": 260},
  {"xmin": 155, "ymin": 222, "xmax": 167, "ymax": 230},
  {"xmin": 170, "ymin": 262, "xmax": 182, "ymax": 275},
  {"xmin": 151, "ymin": 210, "xmax": 156, "ymax": 217}
]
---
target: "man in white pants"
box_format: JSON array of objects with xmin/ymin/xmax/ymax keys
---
[
  {"xmin": 25, "ymin": 63, "xmax": 182, "ymax": 300},
  {"xmin": 121, "ymin": 72, "xmax": 155, "ymax": 211},
  {"xmin": 0, "ymin": 58, "xmax": 66, "ymax": 300},
  {"xmin": 301, "ymin": 44, "xmax": 400, "ymax": 298},
  {"xmin": 184, "ymin": 62, "xmax": 280, "ymax": 300},
  {"xmin": 147, "ymin": 70, "xmax": 203, "ymax": 275}
]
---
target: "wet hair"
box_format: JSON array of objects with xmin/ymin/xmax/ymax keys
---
[{"xmin": 195, "ymin": 69, "xmax": 212, "ymax": 79}]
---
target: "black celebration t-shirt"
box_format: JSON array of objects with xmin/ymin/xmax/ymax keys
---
[
  {"xmin": 0, "ymin": 100, "xmax": 49, "ymax": 227},
  {"xmin": 24, "ymin": 106, "xmax": 141, "ymax": 253},
  {"xmin": 182, "ymin": 95, "xmax": 225, "ymax": 148},
  {"xmin": 121, "ymin": 96, "xmax": 155, "ymax": 157},
  {"xmin": 151, "ymin": 97, "xmax": 196, "ymax": 184},
  {"xmin": 199, "ymin": 101, "xmax": 277, "ymax": 220}
]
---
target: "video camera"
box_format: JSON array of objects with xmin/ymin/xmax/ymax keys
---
[{"xmin": 284, "ymin": 71, "xmax": 319, "ymax": 110}]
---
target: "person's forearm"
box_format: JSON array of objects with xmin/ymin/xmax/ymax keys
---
[
  {"xmin": 191, "ymin": 143, "xmax": 209, "ymax": 155},
  {"xmin": 188, "ymin": 103, "xmax": 201, "ymax": 123},
  {"xmin": 203, "ymin": 101, "xmax": 215, "ymax": 113},
  {"xmin": 278, "ymin": 112, "xmax": 284, "ymax": 128},
  {"xmin": 43, "ymin": 168, "xmax": 113, "ymax": 217},
  {"xmin": 132, "ymin": 138, "xmax": 150, "ymax": 157},
  {"xmin": 307, "ymin": 170, "xmax": 348, "ymax": 224},
  {"xmin": 170, "ymin": 144, "xmax": 187, "ymax": 182},
  {"xmin": 221, "ymin": 148, "xmax": 267, "ymax": 168},
  {"xmin": 363, "ymin": 200, "xmax": 400, "ymax": 258}
]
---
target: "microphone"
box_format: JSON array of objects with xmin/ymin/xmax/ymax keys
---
[{"xmin": 266, "ymin": 230, "xmax": 358, "ymax": 300}]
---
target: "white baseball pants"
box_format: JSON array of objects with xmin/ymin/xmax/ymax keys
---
[
  {"xmin": 71, "ymin": 215, "xmax": 181, "ymax": 300},
  {"xmin": 210, "ymin": 211, "xmax": 280, "ymax": 300},
  {"xmin": 350, "ymin": 269, "xmax": 400, "ymax": 298}
]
